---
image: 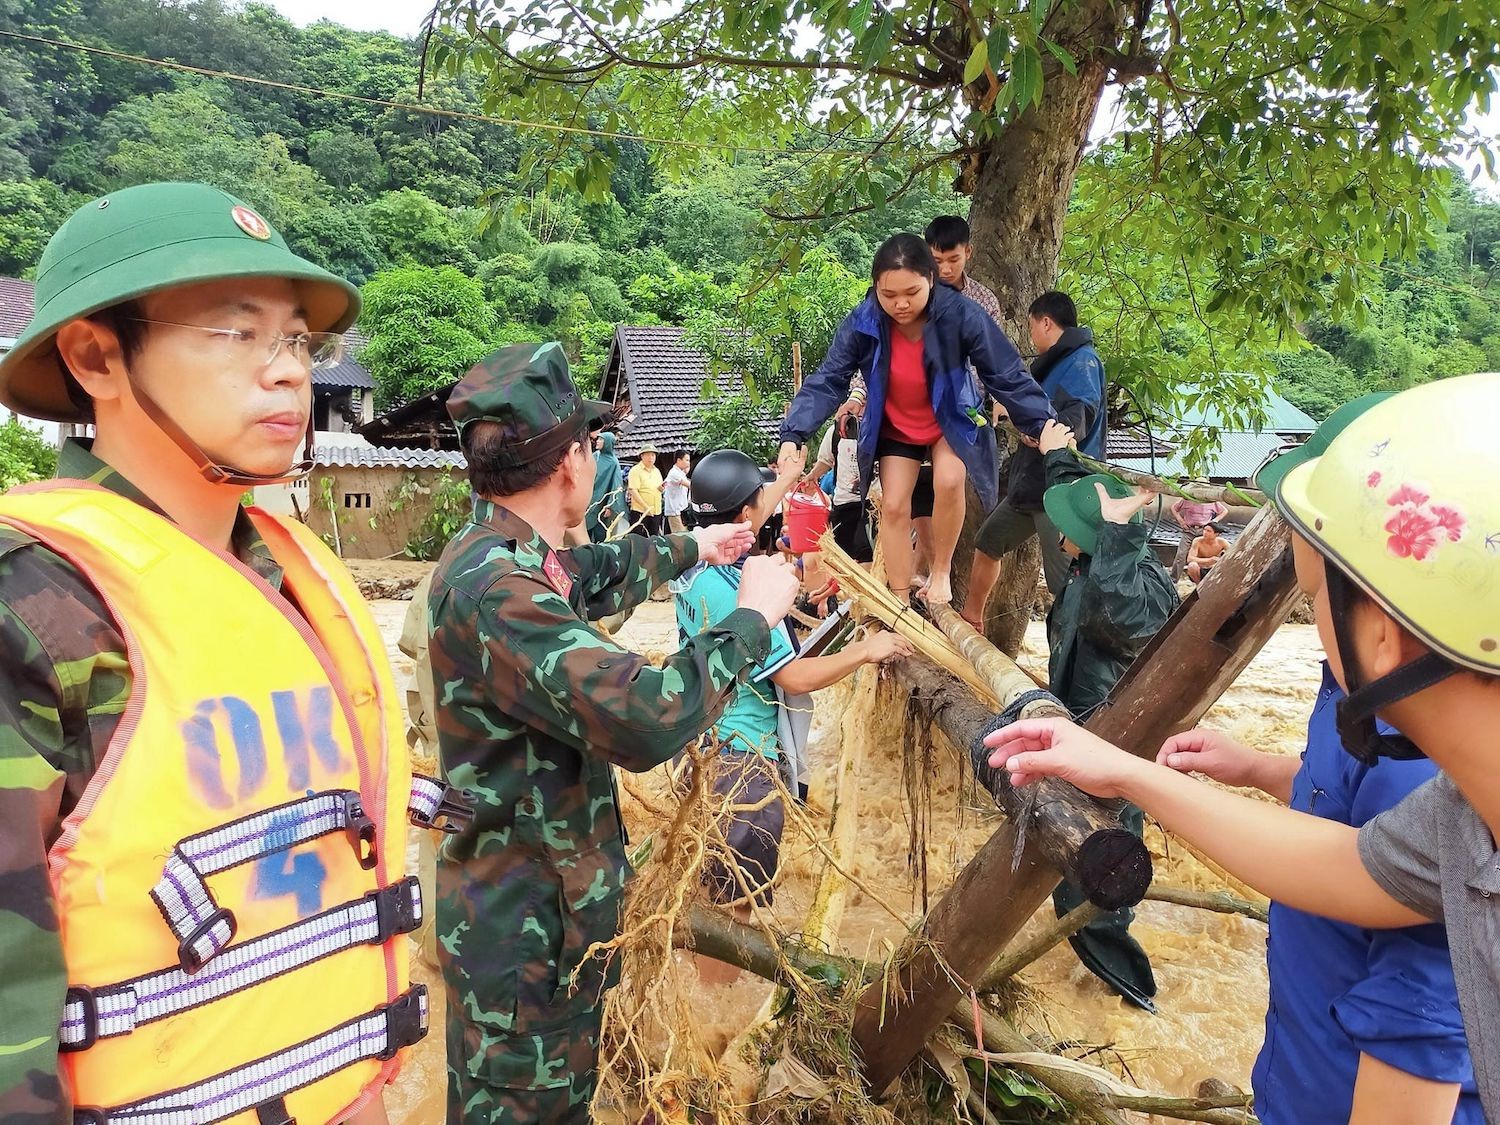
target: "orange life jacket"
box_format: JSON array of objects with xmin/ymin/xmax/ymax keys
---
[{"xmin": 0, "ymin": 482, "xmax": 467, "ymax": 1125}]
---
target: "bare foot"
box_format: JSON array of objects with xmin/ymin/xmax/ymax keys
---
[
  {"xmin": 910, "ymin": 574, "xmax": 930, "ymax": 596},
  {"xmin": 959, "ymin": 608, "xmax": 984, "ymax": 630},
  {"xmin": 923, "ymin": 571, "xmax": 953, "ymax": 605}
]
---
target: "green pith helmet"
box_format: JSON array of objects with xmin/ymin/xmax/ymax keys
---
[
  {"xmin": 0, "ymin": 182, "xmax": 360, "ymax": 423},
  {"xmin": 446, "ymin": 342, "xmax": 612, "ymax": 466},
  {"xmin": 1042, "ymin": 473, "xmax": 1143, "ymax": 558}
]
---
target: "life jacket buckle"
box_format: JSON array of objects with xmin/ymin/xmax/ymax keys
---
[
  {"xmin": 340, "ymin": 791, "xmax": 378, "ymax": 870},
  {"xmin": 411, "ymin": 782, "xmax": 477, "ymax": 836},
  {"xmin": 60, "ymin": 985, "xmax": 98, "ymax": 1053},
  {"xmin": 370, "ymin": 877, "xmax": 422, "ymax": 943},
  {"xmin": 178, "ymin": 906, "xmax": 238, "ymax": 973},
  {"xmin": 378, "ymin": 985, "xmax": 429, "ymax": 1060},
  {"xmin": 255, "ymin": 1097, "xmax": 296, "ymax": 1125}
]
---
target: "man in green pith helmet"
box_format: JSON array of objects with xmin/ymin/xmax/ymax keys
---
[
  {"xmin": 427, "ymin": 342, "xmax": 801, "ymax": 1123},
  {"xmin": 1036, "ymin": 417, "xmax": 1180, "ymax": 1012},
  {"xmin": 0, "ymin": 183, "xmax": 432, "ymax": 1123}
]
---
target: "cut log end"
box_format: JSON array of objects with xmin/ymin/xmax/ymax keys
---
[{"xmin": 1075, "ymin": 826, "xmax": 1152, "ymax": 910}]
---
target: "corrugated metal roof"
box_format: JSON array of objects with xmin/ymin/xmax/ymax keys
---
[
  {"xmin": 603, "ymin": 325, "xmax": 779, "ymax": 458},
  {"xmin": 314, "ymin": 440, "xmax": 465, "ymax": 470},
  {"xmin": 1115, "ymin": 429, "xmax": 1293, "ymax": 482},
  {"xmin": 312, "ymin": 358, "xmax": 375, "ymax": 390}
]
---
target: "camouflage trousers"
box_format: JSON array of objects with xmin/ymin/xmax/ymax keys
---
[{"xmin": 446, "ymin": 1006, "xmax": 602, "ymax": 1123}]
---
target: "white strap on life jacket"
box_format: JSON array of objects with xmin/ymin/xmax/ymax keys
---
[
  {"xmin": 60, "ymin": 877, "xmax": 422, "ymax": 1052},
  {"xmin": 151, "ymin": 790, "xmax": 378, "ymax": 972},
  {"xmin": 71, "ymin": 985, "xmax": 428, "ymax": 1125}
]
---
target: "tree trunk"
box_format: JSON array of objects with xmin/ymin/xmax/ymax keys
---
[{"xmin": 964, "ymin": 2, "xmax": 1127, "ymax": 332}]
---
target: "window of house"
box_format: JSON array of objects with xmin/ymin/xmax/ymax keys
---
[{"xmin": 343, "ymin": 492, "xmax": 372, "ymax": 509}]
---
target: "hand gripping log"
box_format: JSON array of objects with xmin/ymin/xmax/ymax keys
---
[{"xmin": 851, "ymin": 505, "xmax": 1300, "ymax": 1094}]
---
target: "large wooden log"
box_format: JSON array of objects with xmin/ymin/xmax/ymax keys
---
[
  {"xmin": 1087, "ymin": 504, "xmax": 1300, "ymax": 756},
  {"xmin": 851, "ymin": 505, "xmax": 1300, "ymax": 1094},
  {"xmin": 849, "ymin": 659, "xmax": 1151, "ymax": 1091}
]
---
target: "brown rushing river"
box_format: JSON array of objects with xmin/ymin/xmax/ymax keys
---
[{"xmin": 368, "ymin": 596, "xmax": 1324, "ymax": 1122}]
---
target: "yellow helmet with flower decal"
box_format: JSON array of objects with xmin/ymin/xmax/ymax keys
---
[{"xmin": 1274, "ymin": 371, "xmax": 1500, "ymax": 674}]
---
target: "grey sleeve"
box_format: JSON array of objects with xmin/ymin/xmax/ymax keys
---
[{"xmin": 1357, "ymin": 774, "xmax": 1449, "ymax": 921}]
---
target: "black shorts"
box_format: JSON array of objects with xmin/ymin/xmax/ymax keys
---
[
  {"xmin": 910, "ymin": 463, "xmax": 935, "ymax": 520},
  {"xmin": 703, "ymin": 752, "xmax": 785, "ymax": 908},
  {"xmin": 757, "ymin": 512, "xmax": 783, "ymax": 554},
  {"xmin": 874, "ymin": 436, "xmax": 929, "ymax": 462},
  {"xmin": 830, "ymin": 499, "xmax": 873, "ymax": 563}
]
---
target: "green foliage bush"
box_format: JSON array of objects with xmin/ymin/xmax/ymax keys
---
[{"xmin": 0, "ymin": 419, "xmax": 58, "ymax": 490}]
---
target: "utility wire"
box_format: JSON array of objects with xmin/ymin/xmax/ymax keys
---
[
  {"xmin": 6, "ymin": 27, "xmax": 1496, "ymax": 308},
  {"xmin": 0, "ymin": 29, "xmax": 946, "ymax": 162}
]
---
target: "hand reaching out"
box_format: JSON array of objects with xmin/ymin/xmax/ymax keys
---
[
  {"xmin": 983, "ymin": 717, "xmax": 1146, "ymax": 799},
  {"xmin": 693, "ymin": 521, "xmax": 755, "ymax": 564}
]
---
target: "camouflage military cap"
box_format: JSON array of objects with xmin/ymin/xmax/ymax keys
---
[{"xmin": 447, "ymin": 342, "xmax": 612, "ymax": 467}]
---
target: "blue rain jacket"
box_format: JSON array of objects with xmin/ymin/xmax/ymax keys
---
[
  {"xmin": 1254, "ymin": 663, "xmax": 1480, "ymax": 1123},
  {"xmin": 779, "ymin": 283, "xmax": 1052, "ymax": 511}
]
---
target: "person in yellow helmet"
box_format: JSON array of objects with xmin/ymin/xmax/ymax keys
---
[
  {"xmin": 0, "ymin": 183, "xmax": 463, "ymax": 1124},
  {"xmin": 979, "ymin": 372, "xmax": 1500, "ymax": 1120}
]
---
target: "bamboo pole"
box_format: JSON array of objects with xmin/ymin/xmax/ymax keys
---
[
  {"xmin": 820, "ymin": 536, "xmax": 1002, "ymax": 705},
  {"xmin": 979, "ymin": 900, "xmax": 1103, "ymax": 988},
  {"xmin": 928, "ymin": 603, "xmax": 1065, "ymax": 718},
  {"xmin": 1145, "ymin": 884, "xmax": 1269, "ymax": 923},
  {"xmin": 999, "ymin": 422, "xmax": 1267, "ymax": 507}
]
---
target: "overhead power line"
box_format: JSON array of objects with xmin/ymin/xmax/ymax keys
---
[{"xmin": 0, "ymin": 29, "xmax": 946, "ymax": 162}]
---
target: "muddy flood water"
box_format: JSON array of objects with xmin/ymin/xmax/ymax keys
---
[{"xmin": 367, "ymin": 596, "xmax": 1325, "ymax": 1122}]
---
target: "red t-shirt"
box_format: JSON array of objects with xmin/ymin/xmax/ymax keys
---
[{"xmin": 880, "ymin": 329, "xmax": 941, "ymax": 445}]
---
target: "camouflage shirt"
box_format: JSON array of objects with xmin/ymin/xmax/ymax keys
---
[
  {"xmin": 430, "ymin": 499, "xmax": 770, "ymax": 1065},
  {"xmin": 0, "ymin": 440, "xmax": 282, "ymax": 1124}
]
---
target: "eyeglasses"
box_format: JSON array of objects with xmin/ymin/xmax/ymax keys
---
[{"xmin": 126, "ymin": 319, "xmax": 344, "ymax": 371}]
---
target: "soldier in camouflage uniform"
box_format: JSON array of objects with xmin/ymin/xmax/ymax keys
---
[
  {"xmin": 430, "ymin": 343, "xmax": 800, "ymax": 1123},
  {"xmin": 0, "ymin": 182, "xmax": 409, "ymax": 1121}
]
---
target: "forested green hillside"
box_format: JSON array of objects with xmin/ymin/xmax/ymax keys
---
[{"xmin": 2, "ymin": 0, "xmax": 1496, "ymax": 449}]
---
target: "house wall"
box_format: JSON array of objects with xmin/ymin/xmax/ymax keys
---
[{"xmin": 300, "ymin": 465, "xmax": 460, "ymax": 560}]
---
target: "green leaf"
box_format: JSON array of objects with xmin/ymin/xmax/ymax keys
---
[
  {"xmin": 1010, "ymin": 44, "xmax": 1044, "ymax": 110},
  {"xmin": 1041, "ymin": 36, "xmax": 1077, "ymax": 75},
  {"xmin": 964, "ymin": 38, "xmax": 990, "ymax": 84},
  {"xmin": 985, "ymin": 22, "xmax": 1012, "ymax": 68}
]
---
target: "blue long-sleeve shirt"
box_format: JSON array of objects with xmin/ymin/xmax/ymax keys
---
[
  {"xmin": 779, "ymin": 283, "xmax": 1052, "ymax": 511},
  {"xmin": 1254, "ymin": 663, "xmax": 1480, "ymax": 1123}
]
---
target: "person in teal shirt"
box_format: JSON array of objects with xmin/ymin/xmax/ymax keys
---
[{"xmin": 673, "ymin": 449, "xmax": 912, "ymax": 984}]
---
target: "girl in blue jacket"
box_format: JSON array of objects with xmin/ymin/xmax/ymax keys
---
[{"xmin": 778, "ymin": 234, "xmax": 1052, "ymax": 603}]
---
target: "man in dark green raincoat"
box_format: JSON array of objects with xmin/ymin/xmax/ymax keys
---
[{"xmin": 1036, "ymin": 420, "xmax": 1180, "ymax": 1010}]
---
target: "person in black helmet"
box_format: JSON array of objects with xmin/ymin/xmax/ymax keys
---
[{"xmin": 672, "ymin": 449, "xmax": 913, "ymax": 984}]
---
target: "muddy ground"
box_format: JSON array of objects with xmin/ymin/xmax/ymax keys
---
[{"xmin": 369, "ymin": 588, "xmax": 1323, "ymax": 1122}]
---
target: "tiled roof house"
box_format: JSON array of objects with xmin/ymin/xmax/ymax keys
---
[{"xmin": 599, "ymin": 325, "xmax": 780, "ymax": 459}]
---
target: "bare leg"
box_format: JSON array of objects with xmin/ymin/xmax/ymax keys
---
[
  {"xmin": 963, "ymin": 550, "xmax": 1001, "ymax": 628},
  {"xmin": 877, "ymin": 455, "xmax": 919, "ymax": 598},
  {"xmin": 922, "ymin": 438, "xmax": 967, "ymax": 605},
  {"xmin": 912, "ymin": 517, "xmax": 933, "ymax": 590},
  {"xmin": 1187, "ymin": 561, "xmax": 1202, "ymax": 584}
]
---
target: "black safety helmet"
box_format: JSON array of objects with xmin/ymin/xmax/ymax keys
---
[{"xmin": 690, "ymin": 449, "xmax": 776, "ymax": 516}]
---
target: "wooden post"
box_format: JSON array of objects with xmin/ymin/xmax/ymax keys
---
[
  {"xmin": 851, "ymin": 505, "xmax": 1301, "ymax": 1094},
  {"xmin": 849, "ymin": 661, "xmax": 1151, "ymax": 1090}
]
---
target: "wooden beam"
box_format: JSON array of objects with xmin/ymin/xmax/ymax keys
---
[
  {"xmin": 851, "ymin": 505, "xmax": 1300, "ymax": 1094},
  {"xmin": 850, "ymin": 659, "xmax": 1152, "ymax": 1093},
  {"xmin": 1086, "ymin": 504, "xmax": 1300, "ymax": 757}
]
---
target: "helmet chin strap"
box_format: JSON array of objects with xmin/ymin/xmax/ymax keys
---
[
  {"xmin": 1324, "ymin": 563, "xmax": 1454, "ymax": 765},
  {"xmin": 129, "ymin": 375, "xmax": 316, "ymax": 488}
]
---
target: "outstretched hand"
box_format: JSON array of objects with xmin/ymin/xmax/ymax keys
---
[
  {"xmin": 983, "ymin": 717, "xmax": 1145, "ymax": 799},
  {"xmin": 1157, "ymin": 728, "xmax": 1260, "ymax": 787},
  {"xmin": 693, "ymin": 521, "xmax": 755, "ymax": 564},
  {"xmin": 1097, "ymin": 482, "xmax": 1157, "ymax": 525}
]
